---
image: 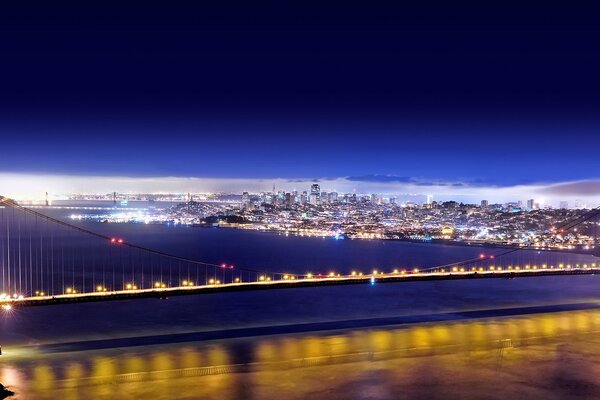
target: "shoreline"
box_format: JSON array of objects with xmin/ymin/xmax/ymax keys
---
[{"xmin": 193, "ymin": 224, "xmax": 598, "ymax": 256}]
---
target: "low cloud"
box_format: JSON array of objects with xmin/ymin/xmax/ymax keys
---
[
  {"xmin": 538, "ymin": 180, "xmax": 600, "ymax": 196},
  {"xmin": 346, "ymin": 174, "xmax": 415, "ymax": 183}
]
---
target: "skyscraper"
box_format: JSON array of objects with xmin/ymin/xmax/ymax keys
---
[
  {"xmin": 527, "ymin": 199, "xmax": 535, "ymax": 210},
  {"xmin": 241, "ymin": 191, "xmax": 250, "ymax": 210},
  {"xmin": 310, "ymin": 184, "xmax": 320, "ymax": 197},
  {"xmin": 481, "ymin": 200, "xmax": 488, "ymax": 208},
  {"xmin": 300, "ymin": 191, "xmax": 308, "ymax": 204}
]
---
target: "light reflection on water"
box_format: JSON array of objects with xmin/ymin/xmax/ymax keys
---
[{"xmin": 3, "ymin": 310, "xmax": 600, "ymax": 399}]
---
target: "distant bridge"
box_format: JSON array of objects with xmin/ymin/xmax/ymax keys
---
[{"xmin": 1, "ymin": 195, "xmax": 599, "ymax": 310}]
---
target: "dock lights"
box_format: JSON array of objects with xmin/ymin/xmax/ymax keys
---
[
  {"xmin": 307, "ymin": 273, "xmax": 314, "ymax": 278},
  {"xmin": 1, "ymin": 304, "xmax": 11, "ymax": 311}
]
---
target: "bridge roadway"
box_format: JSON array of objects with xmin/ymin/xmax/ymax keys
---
[{"xmin": 1, "ymin": 267, "xmax": 600, "ymax": 309}]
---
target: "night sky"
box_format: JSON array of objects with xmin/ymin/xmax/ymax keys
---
[{"xmin": 1, "ymin": 3, "xmax": 600, "ymax": 189}]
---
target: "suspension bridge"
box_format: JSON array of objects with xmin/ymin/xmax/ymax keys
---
[{"xmin": 1, "ymin": 195, "xmax": 600, "ymax": 310}]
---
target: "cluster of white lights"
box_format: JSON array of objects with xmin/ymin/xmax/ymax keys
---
[{"xmin": 0, "ymin": 293, "xmax": 24, "ymax": 300}]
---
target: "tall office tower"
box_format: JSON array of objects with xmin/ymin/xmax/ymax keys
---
[
  {"xmin": 481, "ymin": 200, "xmax": 488, "ymax": 208},
  {"xmin": 309, "ymin": 193, "xmax": 319, "ymax": 205},
  {"xmin": 527, "ymin": 199, "xmax": 535, "ymax": 210},
  {"xmin": 241, "ymin": 192, "xmax": 250, "ymax": 210},
  {"xmin": 310, "ymin": 184, "xmax": 320, "ymax": 197},
  {"xmin": 426, "ymin": 194, "xmax": 433, "ymax": 205},
  {"xmin": 370, "ymin": 193, "xmax": 377, "ymax": 203},
  {"xmin": 300, "ymin": 191, "xmax": 308, "ymax": 204},
  {"xmin": 330, "ymin": 192, "xmax": 338, "ymax": 202},
  {"xmin": 277, "ymin": 191, "xmax": 285, "ymax": 205}
]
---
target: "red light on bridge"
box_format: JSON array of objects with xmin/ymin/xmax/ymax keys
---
[
  {"xmin": 111, "ymin": 238, "xmax": 116, "ymax": 243},
  {"xmin": 118, "ymin": 239, "xmax": 123, "ymax": 244},
  {"xmin": 229, "ymin": 265, "xmax": 234, "ymax": 269},
  {"xmin": 479, "ymin": 253, "xmax": 485, "ymax": 259},
  {"xmin": 490, "ymin": 255, "xmax": 495, "ymax": 259}
]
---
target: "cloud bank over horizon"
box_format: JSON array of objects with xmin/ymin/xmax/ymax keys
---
[{"xmin": 1, "ymin": 173, "xmax": 599, "ymax": 207}]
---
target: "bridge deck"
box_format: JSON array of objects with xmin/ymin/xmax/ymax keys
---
[{"xmin": 2, "ymin": 268, "xmax": 599, "ymax": 308}]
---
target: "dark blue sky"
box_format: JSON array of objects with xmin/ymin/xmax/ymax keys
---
[{"xmin": 2, "ymin": 3, "xmax": 600, "ymax": 186}]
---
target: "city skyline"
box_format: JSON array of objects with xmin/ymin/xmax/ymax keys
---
[{"xmin": 1, "ymin": 171, "xmax": 597, "ymax": 208}]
